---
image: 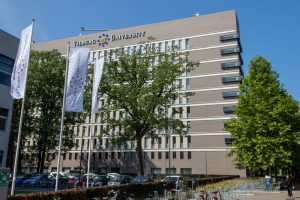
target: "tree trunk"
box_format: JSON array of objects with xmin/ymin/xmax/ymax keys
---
[
  {"xmin": 40, "ymin": 150, "xmax": 46, "ymax": 173},
  {"xmin": 37, "ymin": 150, "xmax": 42, "ymax": 173},
  {"xmin": 136, "ymin": 138, "xmax": 144, "ymax": 176}
]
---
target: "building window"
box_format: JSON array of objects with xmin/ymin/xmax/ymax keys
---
[
  {"xmin": 178, "ymin": 39, "xmax": 182, "ymax": 50},
  {"xmin": 180, "ymin": 151, "xmax": 184, "ymax": 159},
  {"xmin": 0, "ymin": 108, "xmax": 9, "ymax": 131},
  {"xmin": 223, "ymin": 106, "xmax": 236, "ymax": 114},
  {"xmin": 222, "ymin": 76, "xmax": 242, "ymax": 84},
  {"xmin": 165, "ymin": 137, "xmax": 169, "ymax": 148},
  {"xmin": 188, "ymin": 151, "xmax": 192, "ymax": 159},
  {"xmin": 69, "ymin": 153, "xmax": 72, "ymax": 160},
  {"xmin": 124, "ymin": 152, "xmax": 128, "ymax": 160},
  {"xmin": 165, "ymin": 152, "xmax": 169, "ymax": 159},
  {"xmin": 187, "ymin": 107, "xmax": 191, "ymax": 118},
  {"xmin": 223, "ymin": 91, "xmax": 240, "ymax": 98},
  {"xmin": 152, "ymin": 43, "xmax": 155, "ymax": 53},
  {"xmin": 63, "ymin": 153, "xmax": 66, "ymax": 160},
  {"xmin": 143, "ymin": 152, "xmax": 148, "ymax": 159},
  {"xmin": 225, "ymin": 138, "xmax": 235, "ymax": 145},
  {"xmin": 221, "ymin": 61, "xmax": 241, "ymax": 69},
  {"xmin": 180, "ymin": 136, "xmax": 183, "ymax": 148},
  {"xmin": 165, "ymin": 41, "xmax": 168, "ymax": 52},
  {"xmin": 127, "ymin": 47, "xmax": 130, "ymax": 55},
  {"xmin": 173, "ymin": 152, "xmax": 176, "ymax": 159},
  {"xmin": 111, "ymin": 152, "xmax": 115, "ymax": 159},
  {"xmin": 158, "ymin": 42, "xmax": 162, "ymax": 52},
  {"xmin": 171, "ymin": 40, "xmax": 175, "ymax": 50},
  {"xmin": 180, "ymin": 168, "xmax": 192, "ymax": 175},
  {"xmin": 221, "ymin": 47, "xmax": 241, "ymax": 55},
  {"xmin": 151, "ymin": 152, "xmax": 155, "ymax": 159},
  {"xmin": 178, "ymin": 79, "xmax": 182, "ymax": 90},
  {"xmin": 130, "ymin": 152, "xmax": 135, "ymax": 160},
  {"xmin": 151, "ymin": 168, "xmax": 161, "ymax": 174},
  {"xmin": 0, "ymin": 150, "xmax": 3, "ymax": 166},
  {"xmin": 172, "ymin": 136, "xmax": 176, "ymax": 148},
  {"xmin": 220, "ymin": 34, "xmax": 239, "ymax": 41},
  {"xmin": 186, "ymin": 78, "xmax": 190, "ymax": 90},
  {"xmin": 166, "ymin": 168, "xmax": 176, "ymax": 175},
  {"xmin": 158, "ymin": 152, "xmax": 162, "ymax": 159},
  {"xmin": 187, "ymin": 136, "xmax": 191, "ymax": 148},
  {"xmin": 118, "ymin": 152, "xmax": 121, "ymax": 159},
  {"xmin": 98, "ymin": 152, "xmax": 102, "ymax": 159},
  {"xmin": 158, "ymin": 137, "xmax": 162, "ymax": 149},
  {"xmin": 92, "ymin": 153, "xmax": 96, "ymax": 160},
  {"xmin": 185, "ymin": 39, "xmax": 190, "ymax": 49},
  {"xmin": 144, "ymin": 138, "xmax": 148, "ymax": 149}
]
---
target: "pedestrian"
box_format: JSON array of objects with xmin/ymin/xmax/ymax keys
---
[
  {"xmin": 285, "ymin": 175, "xmax": 295, "ymax": 199},
  {"xmin": 265, "ymin": 174, "xmax": 272, "ymax": 191}
]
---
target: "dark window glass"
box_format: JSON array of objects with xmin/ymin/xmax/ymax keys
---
[
  {"xmin": 223, "ymin": 106, "xmax": 236, "ymax": 114},
  {"xmin": 221, "ymin": 47, "xmax": 241, "ymax": 55},
  {"xmin": 158, "ymin": 152, "xmax": 162, "ymax": 159},
  {"xmin": 0, "ymin": 118, "xmax": 6, "ymax": 131},
  {"xmin": 221, "ymin": 61, "xmax": 241, "ymax": 69},
  {"xmin": 188, "ymin": 151, "xmax": 192, "ymax": 159},
  {"xmin": 225, "ymin": 138, "xmax": 235, "ymax": 145},
  {"xmin": 151, "ymin": 152, "xmax": 155, "ymax": 159},
  {"xmin": 220, "ymin": 34, "xmax": 239, "ymax": 41},
  {"xmin": 222, "ymin": 76, "xmax": 242, "ymax": 83},
  {"xmin": 223, "ymin": 91, "xmax": 240, "ymax": 98},
  {"xmin": 180, "ymin": 151, "xmax": 184, "ymax": 159},
  {"xmin": 0, "ymin": 72, "xmax": 11, "ymax": 86}
]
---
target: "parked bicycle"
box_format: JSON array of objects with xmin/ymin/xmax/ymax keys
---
[{"xmin": 107, "ymin": 189, "xmax": 136, "ymax": 200}]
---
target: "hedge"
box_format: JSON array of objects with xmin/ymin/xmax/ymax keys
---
[{"xmin": 8, "ymin": 175, "xmax": 239, "ymax": 200}]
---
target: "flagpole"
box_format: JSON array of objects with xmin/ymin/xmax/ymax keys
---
[
  {"xmin": 55, "ymin": 42, "xmax": 70, "ymax": 191},
  {"xmin": 86, "ymin": 114, "xmax": 94, "ymax": 188},
  {"xmin": 11, "ymin": 19, "xmax": 35, "ymax": 197}
]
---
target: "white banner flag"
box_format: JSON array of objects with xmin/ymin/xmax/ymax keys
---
[
  {"xmin": 91, "ymin": 58, "xmax": 104, "ymax": 114},
  {"xmin": 65, "ymin": 47, "xmax": 90, "ymax": 112},
  {"xmin": 10, "ymin": 24, "xmax": 33, "ymax": 99}
]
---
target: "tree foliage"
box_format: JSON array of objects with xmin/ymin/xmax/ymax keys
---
[
  {"xmin": 11, "ymin": 50, "xmax": 91, "ymax": 173},
  {"xmin": 99, "ymin": 47, "xmax": 198, "ymax": 175},
  {"xmin": 225, "ymin": 56, "xmax": 300, "ymax": 170}
]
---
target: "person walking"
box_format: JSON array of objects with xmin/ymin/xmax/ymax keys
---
[{"xmin": 285, "ymin": 175, "xmax": 295, "ymax": 199}]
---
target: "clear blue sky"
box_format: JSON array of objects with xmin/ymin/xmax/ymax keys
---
[{"xmin": 1, "ymin": 0, "xmax": 299, "ymax": 101}]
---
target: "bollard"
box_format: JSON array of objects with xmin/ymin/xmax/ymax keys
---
[{"xmin": 0, "ymin": 168, "xmax": 9, "ymax": 200}]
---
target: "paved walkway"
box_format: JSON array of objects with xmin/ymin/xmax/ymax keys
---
[{"xmin": 238, "ymin": 190, "xmax": 300, "ymax": 200}]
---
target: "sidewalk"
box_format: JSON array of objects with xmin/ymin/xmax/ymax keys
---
[{"xmin": 249, "ymin": 190, "xmax": 300, "ymax": 200}]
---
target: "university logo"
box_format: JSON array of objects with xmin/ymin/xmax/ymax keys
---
[{"xmin": 98, "ymin": 34, "xmax": 110, "ymax": 47}]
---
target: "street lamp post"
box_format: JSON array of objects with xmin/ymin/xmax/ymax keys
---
[{"xmin": 79, "ymin": 126, "xmax": 85, "ymax": 187}]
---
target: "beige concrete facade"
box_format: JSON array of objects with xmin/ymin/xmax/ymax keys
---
[{"xmin": 30, "ymin": 10, "xmax": 245, "ymax": 177}]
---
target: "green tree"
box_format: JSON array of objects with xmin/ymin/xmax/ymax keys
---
[
  {"xmin": 225, "ymin": 56, "xmax": 300, "ymax": 172},
  {"xmin": 99, "ymin": 48, "xmax": 197, "ymax": 175},
  {"xmin": 11, "ymin": 50, "xmax": 91, "ymax": 173}
]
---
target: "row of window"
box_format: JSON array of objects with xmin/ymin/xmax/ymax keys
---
[
  {"xmin": 89, "ymin": 39, "xmax": 190, "ymax": 61},
  {"xmin": 151, "ymin": 167, "xmax": 192, "ymax": 175},
  {"xmin": 147, "ymin": 151, "xmax": 192, "ymax": 160},
  {"xmin": 59, "ymin": 151, "xmax": 192, "ymax": 161},
  {"xmin": 73, "ymin": 135, "xmax": 192, "ymax": 150},
  {"xmin": 23, "ymin": 166, "xmax": 192, "ymax": 175}
]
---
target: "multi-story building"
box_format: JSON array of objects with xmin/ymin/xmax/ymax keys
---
[
  {"xmin": 0, "ymin": 29, "xmax": 19, "ymax": 167},
  {"xmin": 32, "ymin": 10, "xmax": 245, "ymax": 177}
]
